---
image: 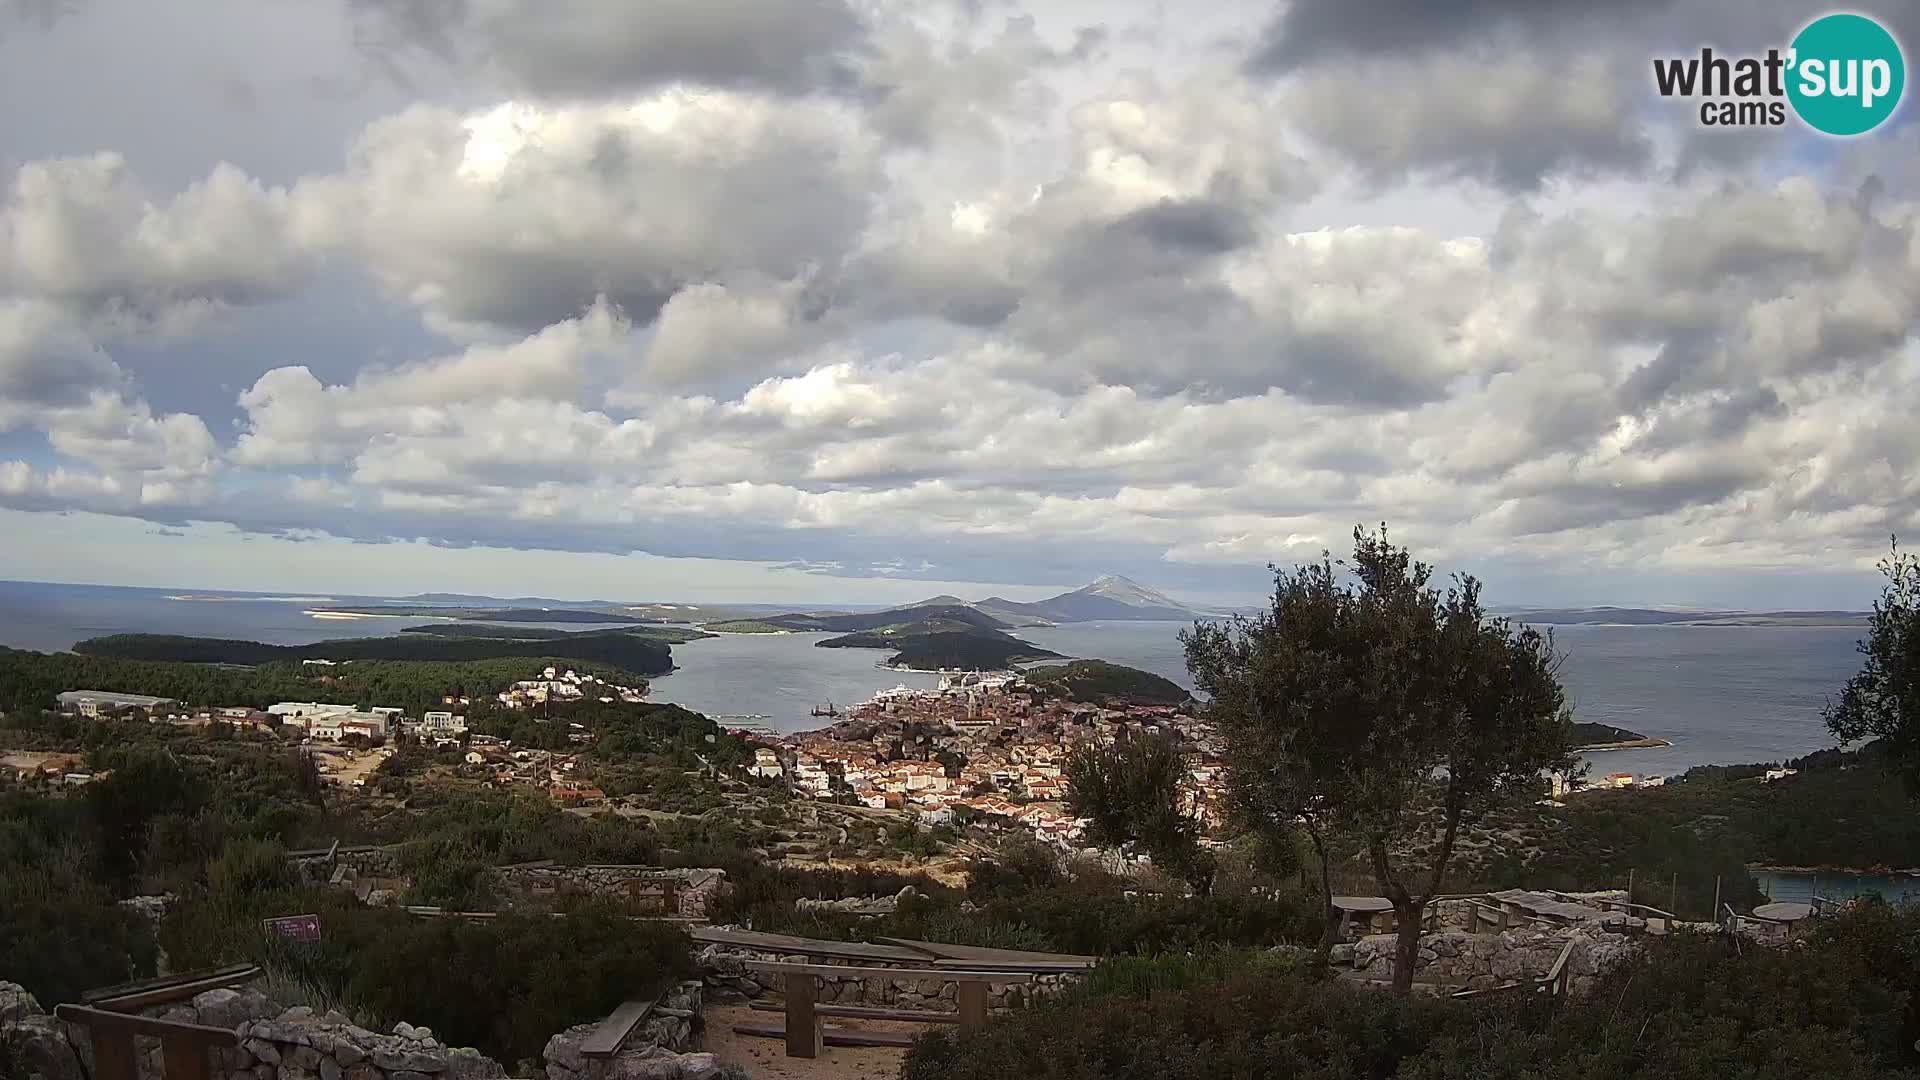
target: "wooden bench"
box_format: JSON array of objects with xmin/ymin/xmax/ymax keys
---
[
  {"xmin": 737, "ymin": 962, "xmax": 1035, "ymax": 1059},
  {"xmin": 83, "ymin": 965, "xmax": 262, "ymax": 1013},
  {"xmin": 55, "ymin": 1005, "xmax": 239, "ymax": 1080},
  {"xmin": 577, "ymin": 998, "xmax": 657, "ymax": 1059}
]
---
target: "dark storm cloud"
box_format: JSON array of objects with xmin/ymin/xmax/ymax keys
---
[
  {"xmin": 347, "ymin": 0, "xmax": 871, "ymax": 99},
  {"xmin": 1111, "ymin": 198, "xmax": 1258, "ymax": 256},
  {"xmin": 1247, "ymin": 0, "xmax": 1673, "ymax": 73}
]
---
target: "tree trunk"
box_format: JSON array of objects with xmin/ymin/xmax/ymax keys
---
[
  {"xmin": 1306, "ymin": 825, "xmax": 1338, "ymax": 972},
  {"xmin": 1392, "ymin": 898, "xmax": 1425, "ymax": 994}
]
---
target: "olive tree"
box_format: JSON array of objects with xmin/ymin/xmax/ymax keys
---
[
  {"xmin": 1184, "ymin": 525, "xmax": 1573, "ymax": 992},
  {"xmin": 1063, "ymin": 730, "xmax": 1215, "ymax": 895},
  {"xmin": 1826, "ymin": 537, "xmax": 1920, "ymax": 792}
]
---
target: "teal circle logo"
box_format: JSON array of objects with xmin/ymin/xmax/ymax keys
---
[{"xmin": 1787, "ymin": 13, "xmax": 1905, "ymax": 136}]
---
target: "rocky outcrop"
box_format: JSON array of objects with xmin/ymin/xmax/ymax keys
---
[
  {"xmin": 1, "ymin": 983, "xmax": 85, "ymax": 1080},
  {"xmin": 794, "ymin": 885, "xmax": 919, "ymax": 917},
  {"xmin": 694, "ymin": 942, "xmax": 1078, "ymax": 1011},
  {"xmin": 542, "ymin": 985, "xmax": 713, "ymax": 1080},
  {"xmin": 1346, "ymin": 926, "xmax": 1638, "ymax": 996}
]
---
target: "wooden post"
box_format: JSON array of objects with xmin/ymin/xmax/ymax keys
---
[
  {"xmin": 91, "ymin": 1023, "xmax": 139, "ymax": 1080},
  {"xmin": 162, "ymin": 1038, "xmax": 215, "ymax": 1080},
  {"xmin": 956, "ymin": 980, "xmax": 989, "ymax": 1028},
  {"xmin": 1669, "ymin": 874, "xmax": 1678, "ymax": 921},
  {"xmin": 784, "ymin": 973, "xmax": 821, "ymax": 1059},
  {"xmin": 1626, "ymin": 868, "xmax": 1634, "ymax": 902},
  {"xmin": 1712, "ymin": 876, "xmax": 1722, "ymax": 924}
]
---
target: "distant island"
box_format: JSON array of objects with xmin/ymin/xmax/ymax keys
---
[
  {"xmin": 399, "ymin": 623, "xmax": 712, "ymax": 644},
  {"xmin": 814, "ymin": 616, "xmax": 1064, "ymax": 671},
  {"xmin": 1023, "ymin": 660, "xmax": 1191, "ymax": 706},
  {"xmin": 307, "ymin": 605, "xmax": 661, "ymax": 624},
  {"xmin": 1571, "ymin": 721, "xmax": 1671, "ymax": 751},
  {"xmin": 1507, "ymin": 606, "xmax": 1866, "ymax": 627},
  {"xmin": 71, "ymin": 630, "xmax": 676, "ymax": 676}
]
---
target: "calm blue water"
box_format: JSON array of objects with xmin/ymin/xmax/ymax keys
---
[
  {"xmin": 0, "ymin": 582, "xmax": 1872, "ymax": 769},
  {"xmin": 1752, "ymin": 871, "xmax": 1920, "ymax": 905}
]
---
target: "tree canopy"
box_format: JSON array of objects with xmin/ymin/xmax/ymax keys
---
[
  {"xmin": 1826, "ymin": 536, "xmax": 1920, "ymax": 793},
  {"xmin": 1064, "ymin": 731, "xmax": 1215, "ymax": 895},
  {"xmin": 1184, "ymin": 525, "xmax": 1573, "ymax": 991}
]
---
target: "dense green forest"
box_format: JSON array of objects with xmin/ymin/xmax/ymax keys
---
[
  {"xmin": 1024, "ymin": 660, "xmax": 1192, "ymax": 705},
  {"xmin": 0, "ymin": 648, "xmax": 652, "ymax": 716},
  {"xmin": 71, "ymin": 631, "xmax": 675, "ymax": 675},
  {"xmin": 1460, "ymin": 741, "xmax": 1916, "ymax": 916}
]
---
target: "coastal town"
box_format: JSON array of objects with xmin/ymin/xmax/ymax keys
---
[
  {"xmin": 12, "ymin": 661, "xmax": 1730, "ymax": 856},
  {"xmin": 744, "ymin": 672, "xmax": 1225, "ymax": 849}
]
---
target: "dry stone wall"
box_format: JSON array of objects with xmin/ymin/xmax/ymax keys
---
[
  {"xmin": 1335, "ymin": 925, "xmax": 1638, "ymax": 995},
  {"xmin": 695, "ymin": 942, "xmax": 1080, "ymax": 1013},
  {"xmin": 491, "ymin": 867, "xmax": 726, "ymax": 920},
  {"xmin": 288, "ymin": 850, "xmax": 729, "ymax": 920}
]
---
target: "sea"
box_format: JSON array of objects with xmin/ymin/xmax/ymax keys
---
[{"xmin": 0, "ymin": 580, "xmax": 1870, "ymax": 775}]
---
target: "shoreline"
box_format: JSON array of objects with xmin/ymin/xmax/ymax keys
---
[{"xmin": 1750, "ymin": 864, "xmax": 1920, "ymax": 878}]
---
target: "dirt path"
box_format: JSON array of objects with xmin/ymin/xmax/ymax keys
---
[{"xmin": 701, "ymin": 1004, "xmax": 914, "ymax": 1080}]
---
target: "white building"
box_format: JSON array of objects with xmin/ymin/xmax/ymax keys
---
[
  {"xmin": 747, "ymin": 748, "xmax": 785, "ymax": 779},
  {"xmin": 269, "ymin": 702, "xmax": 356, "ymax": 721},
  {"xmin": 57, "ymin": 690, "xmax": 179, "ymax": 718},
  {"xmin": 421, "ymin": 711, "xmax": 466, "ymax": 734}
]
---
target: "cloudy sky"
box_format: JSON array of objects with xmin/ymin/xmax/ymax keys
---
[{"xmin": 2, "ymin": 0, "xmax": 1917, "ymax": 608}]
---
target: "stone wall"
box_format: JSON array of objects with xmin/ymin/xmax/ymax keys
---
[
  {"xmin": 289, "ymin": 850, "xmax": 728, "ymax": 920},
  {"xmin": 542, "ymin": 984, "xmax": 717, "ymax": 1080},
  {"xmin": 490, "ymin": 866, "xmax": 727, "ymax": 921},
  {"xmin": 290, "ymin": 846, "xmax": 404, "ymax": 884},
  {"xmin": 694, "ymin": 943, "xmax": 1080, "ymax": 1013},
  {"xmin": 0, "ymin": 982, "xmax": 508, "ymax": 1080},
  {"xmin": 1335, "ymin": 925, "xmax": 1638, "ymax": 996}
]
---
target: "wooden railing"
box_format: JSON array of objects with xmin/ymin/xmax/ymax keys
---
[{"xmin": 54, "ymin": 1005, "xmax": 238, "ymax": 1080}]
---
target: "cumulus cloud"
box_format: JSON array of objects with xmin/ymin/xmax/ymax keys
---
[
  {"xmin": 1, "ymin": 153, "xmax": 307, "ymax": 332},
  {"xmin": 4, "ymin": 0, "xmax": 1919, "ymax": 599},
  {"xmin": 293, "ymin": 92, "xmax": 878, "ymax": 340}
]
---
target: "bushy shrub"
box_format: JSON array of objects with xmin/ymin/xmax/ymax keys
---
[
  {"xmin": 906, "ymin": 964, "xmax": 1449, "ymax": 1080},
  {"xmin": 906, "ymin": 908, "xmax": 1920, "ymax": 1080}
]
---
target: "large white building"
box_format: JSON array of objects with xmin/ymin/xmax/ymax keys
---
[
  {"xmin": 57, "ymin": 690, "xmax": 179, "ymax": 718},
  {"xmin": 268, "ymin": 702, "xmax": 356, "ymax": 721}
]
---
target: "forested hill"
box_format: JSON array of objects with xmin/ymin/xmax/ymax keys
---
[
  {"xmin": 0, "ymin": 648, "xmax": 653, "ymax": 716},
  {"xmin": 1023, "ymin": 660, "xmax": 1191, "ymax": 706},
  {"xmin": 71, "ymin": 631, "xmax": 674, "ymax": 675}
]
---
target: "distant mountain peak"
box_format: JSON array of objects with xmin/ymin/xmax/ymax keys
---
[{"xmin": 1076, "ymin": 574, "xmax": 1184, "ymax": 609}]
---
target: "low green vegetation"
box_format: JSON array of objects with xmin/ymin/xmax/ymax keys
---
[
  {"xmin": 1569, "ymin": 720, "xmax": 1655, "ymax": 745},
  {"xmin": 1024, "ymin": 660, "xmax": 1190, "ymax": 705},
  {"xmin": 700, "ymin": 620, "xmax": 791, "ymax": 633},
  {"xmin": 71, "ymin": 630, "xmax": 675, "ymax": 676},
  {"xmin": 904, "ymin": 904, "xmax": 1920, "ymax": 1079}
]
